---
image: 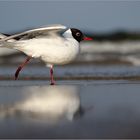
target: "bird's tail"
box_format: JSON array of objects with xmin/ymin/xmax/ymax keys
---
[
  {"xmin": 0, "ymin": 33, "xmax": 16, "ymax": 48},
  {"xmin": 0, "ymin": 33, "xmax": 7, "ymax": 39}
]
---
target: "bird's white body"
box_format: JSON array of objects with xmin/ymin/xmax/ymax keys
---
[
  {"xmin": 14, "ymin": 37, "xmax": 80, "ymax": 66},
  {"xmin": 0, "ymin": 25, "xmax": 80, "ymax": 66}
]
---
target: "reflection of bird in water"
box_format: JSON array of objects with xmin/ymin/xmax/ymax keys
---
[{"xmin": 0, "ymin": 85, "xmax": 84, "ymax": 124}]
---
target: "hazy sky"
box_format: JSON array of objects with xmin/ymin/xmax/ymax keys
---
[{"xmin": 0, "ymin": 1, "xmax": 140, "ymax": 33}]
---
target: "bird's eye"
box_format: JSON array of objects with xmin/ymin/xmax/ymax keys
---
[{"xmin": 76, "ymin": 32, "xmax": 80, "ymax": 36}]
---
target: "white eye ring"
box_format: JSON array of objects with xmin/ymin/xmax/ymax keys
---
[{"xmin": 76, "ymin": 32, "xmax": 80, "ymax": 36}]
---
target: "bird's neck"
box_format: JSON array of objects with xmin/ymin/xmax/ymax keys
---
[{"xmin": 63, "ymin": 29, "xmax": 73, "ymax": 38}]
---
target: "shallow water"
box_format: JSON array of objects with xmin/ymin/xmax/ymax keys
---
[{"xmin": 0, "ymin": 81, "xmax": 140, "ymax": 138}]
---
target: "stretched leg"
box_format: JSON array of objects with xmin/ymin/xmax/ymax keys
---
[
  {"xmin": 50, "ymin": 65, "xmax": 55, "ymax": 85},
  {"xmin": 15, "ymin": 56, "xmax": 32, "ymax": 80}
]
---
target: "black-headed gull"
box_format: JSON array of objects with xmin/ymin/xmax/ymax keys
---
[{"xmin": 0, "ymin": 24, "xmax": 92, "ymax": 85}]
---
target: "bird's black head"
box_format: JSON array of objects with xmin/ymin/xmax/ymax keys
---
[
  {"xmin": 70, "ymin": 28, "xmax": 84, "ymax": 42},
  {"xmin": 70, "ymin": 28, "xmax": 93, "ymax": 42}
]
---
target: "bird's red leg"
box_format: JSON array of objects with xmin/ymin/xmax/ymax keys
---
[
  {"xmin": 50, "ymin": 66, "xmax": 55, "ymax": 85},
  {"xmin": 15, "ymin": 56, "xmax": 32, "ymax": 80}
]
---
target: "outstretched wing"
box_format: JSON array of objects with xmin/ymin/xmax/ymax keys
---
[{"xmin": 1, "ymin": 24, "xmax": 67, "ymax": 41}]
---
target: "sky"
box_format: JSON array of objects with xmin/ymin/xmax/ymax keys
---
[{"xmin": 0, "ymin": 0, "xmax": 140, "ymax": 33}]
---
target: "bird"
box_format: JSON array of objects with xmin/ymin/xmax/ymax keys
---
[{"xmin": 0, "ymin": 24, "xmax": 92, "ymax": 85}]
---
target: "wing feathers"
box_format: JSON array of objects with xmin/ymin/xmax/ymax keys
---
[{"xmin": 0, "ymin": 24, "xmax": 67, "ymax": 41}]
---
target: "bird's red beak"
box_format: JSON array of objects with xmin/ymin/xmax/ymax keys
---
[{"xmin": 83, "ymin": 36, "xmax": 93, "ymax": 41}]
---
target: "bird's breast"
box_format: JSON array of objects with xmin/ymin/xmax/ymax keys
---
[{"xmin": 41, "ymin": 40, "xmax": 80, "ymax": 65}]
